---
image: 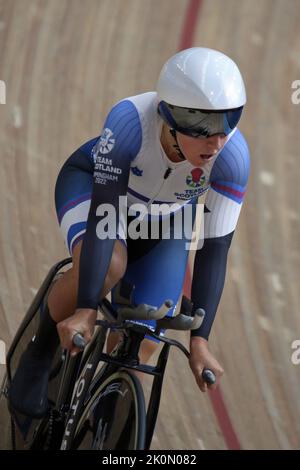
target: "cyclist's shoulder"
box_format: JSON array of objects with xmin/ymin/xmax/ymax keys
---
[
  {"xmin": 78, "ymin": 93, "xmax": 157, "ymax": 160},
  {"xmin": 210, "ymin": 128, "xmax": 250, "ymax": 186},
  {"xmin": 219, "ymin": 128, "xmax": 250, "ymax": 167},
  {"xmin": 98, "ymin": 92, "xmax": 158, "ymax": 157},
  {"xmin": 108, "ymin": 91, "xmax": 157, "ymax": 124},
  {"xmin": 125, "ymin": 91, "xmax": 157, "ymax": 105}
]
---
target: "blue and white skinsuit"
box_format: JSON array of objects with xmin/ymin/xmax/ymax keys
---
[{"xmin": 55, "ymin": 92, "xmax": 250, "ymax": 342}]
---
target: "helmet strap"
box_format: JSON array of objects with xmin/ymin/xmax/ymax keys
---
[{"xmin": 169, "ymin": 129, "xmax": 186, "ymax": 161}]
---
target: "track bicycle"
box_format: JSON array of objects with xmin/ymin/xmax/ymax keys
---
[{"xmin": 1, "ymin": 258, "xmax": 215, "ymax": 450}]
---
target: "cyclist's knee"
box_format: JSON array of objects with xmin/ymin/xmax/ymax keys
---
[
  {"xmin": 106, "ymin": 334, "xmax": 159, "ymax": 364},
  {"xmin": 106, "ymin": 330, "xmax": 123, "ymax": 354},
  {"xmin": 139, "ymin": 338, "xmax": 159, "ymax": 364},
  {"xmin": 71, "ymin": 239, "xmax": 127, "ymax": 293}
]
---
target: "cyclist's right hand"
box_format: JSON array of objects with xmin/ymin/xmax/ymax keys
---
[
  {"xmin": 189, "ymin": 336, "xmax": 224, "ymax": 392},
  {"xmin": 57, "ymin": 308, "xmax": 97, "ymax": 357}
]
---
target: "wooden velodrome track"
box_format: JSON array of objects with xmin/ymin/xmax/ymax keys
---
[{"xmin": 0, "ymin": 0, "xmax": 300, "ymax": 450}]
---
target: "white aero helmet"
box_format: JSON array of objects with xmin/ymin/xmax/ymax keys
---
[{"xmin": 157, "ymin": 47, "xmax": 246, "ymax": 138}]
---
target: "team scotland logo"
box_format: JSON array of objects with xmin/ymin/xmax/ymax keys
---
[
  {"xmin": 98, "ymin": 128, "xmax": 115, "ymax": 154},
  {"xmin": 131, "ymin": 166, "xmax": 143, "ymax": 177},
  {"xmin": 186, "ymin": 168, "xmax": 206, "ymax": 188}
]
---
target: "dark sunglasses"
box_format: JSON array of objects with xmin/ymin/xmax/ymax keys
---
[{"xmin": 158, "ymin": 101, "xmax": 243, "ymax": 138}]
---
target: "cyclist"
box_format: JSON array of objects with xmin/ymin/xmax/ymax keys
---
[{"xmin": 9, "ymin": 47, "xmax": 250, "ymax": 418}]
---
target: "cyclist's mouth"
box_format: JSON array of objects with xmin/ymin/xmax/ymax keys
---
[{"xmin": 200, "ymin": 154, "xmax": 213, "ymax": 160}]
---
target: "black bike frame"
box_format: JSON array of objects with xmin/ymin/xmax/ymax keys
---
[
  {"xmin": 6, "ymin": 258, "xmax": 72, "ymax": 382},
  {"xmin": 98, "ymin": 299, "xmax": 172, "ymax": 450},
  {"xmin": 7, "ymin": 258, "xmax": 189, "ymax": 450},
  {"xmin": 59, "ymin": 298, "xmax": 172, "ymax": 450}
]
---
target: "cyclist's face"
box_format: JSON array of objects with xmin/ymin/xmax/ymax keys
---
[{"xmin": 176, "ymin": 132, "xmax": 227, "ymax": 166}]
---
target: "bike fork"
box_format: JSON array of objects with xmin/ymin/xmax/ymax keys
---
[{"xmin": 145, "ymin": 342, "xmax": 170, "ymax": 450}]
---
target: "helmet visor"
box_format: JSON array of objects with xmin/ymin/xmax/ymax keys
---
[{"xmin": 158, "ymin": 101, "xmax": 243, "ymax": 138}]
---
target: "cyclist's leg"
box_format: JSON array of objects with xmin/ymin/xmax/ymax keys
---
[
  {"xmin": 106, "ymin": 331, "xmax": 158, "ymax": 364},
  {"xmin": 106, "ymin": 221, "xmax": 165, "ymax": 364},
  {"xmin": 106, "ymin": 332, "xmax": 158, "ymax": 385},
  {"xmin": 108, "ymin": 202, "xmax": 197, "ymax": 366},
  {"xmin": 49, "ymin": 147, "xmax": 128, "ymax": 322},
  {"xmin": 48, "ymin": 238, "xmax": 127, "ymax": 323},
  {"xmin": 107, "ymin": 241, "xmax": 188, "ymax": 374},
  {"xmin": 8, "ymin": 147, "xmax": 127, "ymax": 417}
]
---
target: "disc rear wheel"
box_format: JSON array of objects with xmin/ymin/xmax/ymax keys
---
[{"xmin": 71, "ymin": 370, "xmax": 146, "ymax": 450}]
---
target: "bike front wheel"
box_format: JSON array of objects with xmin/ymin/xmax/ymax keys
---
[{"xmin": 70, "ymin": 370, "xmax": 146, "ymax": 450}]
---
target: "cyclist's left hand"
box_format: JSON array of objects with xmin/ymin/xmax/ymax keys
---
[
  {"xmin": 57, "ymin": 308, "xmax": 97, "ymax": 357},
  {"xmin": 189, "ymin": 336, "xmax": 224, "ymax": 393}
]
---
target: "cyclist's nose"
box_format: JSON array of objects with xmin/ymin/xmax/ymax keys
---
[{"xmin": 207, "ymin": 134, "xmax": 226, "ymax": 151}]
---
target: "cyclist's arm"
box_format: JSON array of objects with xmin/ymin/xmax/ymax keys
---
[
  {"xmin": 191, "ymin": 129, "xmax": 250, "ymax": 340},
  {"xmin": 77, "ymin": 100, "xmax": 142, "ymax": 309}
]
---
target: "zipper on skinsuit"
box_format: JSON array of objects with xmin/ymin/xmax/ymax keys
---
[{"xmin": 147, "ymin": 167, "xmax": 173, "ymax": 207}]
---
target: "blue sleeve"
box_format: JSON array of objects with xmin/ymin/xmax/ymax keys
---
[
  {"xmin": 191, "ymin": 231, "xmax": 234, "ymax": 340},
  {"xmin": 209, "ymin": 128, "xmax": 250, "ymax": 204},
  {"xmin": 191, "ymin": 129, "xmax": 250, "ymax": 339},
  {"xmin": 77, "ymin": 100, "xmax": 142, "ymax": 309}
]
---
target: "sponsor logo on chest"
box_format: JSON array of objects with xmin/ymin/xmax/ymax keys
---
[{"xmin": 174, "ymin": 168, "xmax": 209, "ymax": 200}]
